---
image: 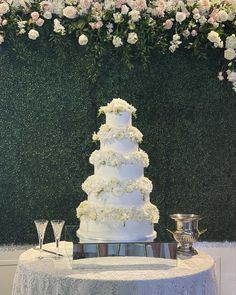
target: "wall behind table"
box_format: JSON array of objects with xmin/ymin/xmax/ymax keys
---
[{"xmin": 0, "ymin": 46, "xmax": 235, "ymax": 244}]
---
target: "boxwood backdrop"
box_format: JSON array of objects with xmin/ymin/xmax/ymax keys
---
[{"xmin": 0, "ymin": 44, "xmax": 236, "ymax": 244}]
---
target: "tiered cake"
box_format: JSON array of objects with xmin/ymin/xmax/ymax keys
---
[{"xmin": 76, "ymin": 98, "xmax": 159, "ymax": 242}]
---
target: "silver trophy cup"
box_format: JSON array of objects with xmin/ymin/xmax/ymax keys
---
[{"xmin": 167, "ymin": 214, "xmax": 207, "ymax": 256}]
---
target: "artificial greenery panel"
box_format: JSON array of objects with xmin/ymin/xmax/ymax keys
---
[
  {"xmin": 0, "ymin": 46, "xmax": 236, "ymax": 244},
  {"xmin": 2, "ymin": 0, "xmax": 236, "ymax": 93}
]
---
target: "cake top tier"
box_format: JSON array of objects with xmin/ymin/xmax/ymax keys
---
[{"xmin": 99, "ymin": 98, "xmax": 136, "ymax": 116}]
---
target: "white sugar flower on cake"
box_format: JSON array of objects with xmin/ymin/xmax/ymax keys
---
[
  {"xmin": 77, "ymin": 201, "xmax": 159, "ymax": 224},
  {"xmin": 82, "ymin": 175, "xmax": 153, "ymax": 199},
  {"xmin": 89, "ymin": 149, "xmax": 149, "ymax": 167},
  {"xmin": 98, "ymin": 98, "xmax": 137, "ymax": 116},
  {"xmin": 93, "ymin": 124, "xmax": 143, "ymax": 143}
]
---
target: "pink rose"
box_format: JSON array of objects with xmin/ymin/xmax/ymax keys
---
[
  {"xmin": 115, "ymin": 0, "xmax": 126, "ymax": 8},
  {"xmin": 92, "ymin": 2, "xmax": 102, "ymax": 11},
  {"xmin": 0, "ymin": 2, "xmax": 9, "ymax": 15},
  {"xmin": 89, "ymin": 21, "xmax": 103, "ymax": 29},
  {"xmin": 207, "ymin": 17, "xmax": 214, "ymax": 24},
  {"xmin": 163, "ymin": 19, "xmax": 173, "ymax": 30},
  {"xmin": 80, "ymin": 0, "xmax": 91, "ymax": 10},
  {"xmin": 95, "ymin": 20, "xmax": 103, "ymax": 29},
  {"xmin": 227, "ymin": 71, "xmax": 236, "ymax": 82},
  {"xmin": 154, "ymin": 7, "xmax": 164, "ymax": 17},
  {"xmin": 40, "ymin": 1, "xmax": 53, "ymax": 12},
  {"xmin": 31, "ymin": 11, "xmax": 40, "ymax": 21},
  {"xmin": 129, "ymin": 0, "xmax": 147, "ymax": 11},
  {"xmin": 191, "ymin": 30, "xmax": 197, "ymax": 37},
  {"xmin": 36, "ymin": 18, "xmax": 44, "ymax": 26},
  {"xmin": 89, "ymin": 22, "xmax": 96, "ymax": 29},
  {"xmin": 209, "ymin": 9, "xmax": 219, "ymax": 22},
  {"xmin": 199, "ymin": 0, "xmax": 211, "ymax": 11}
]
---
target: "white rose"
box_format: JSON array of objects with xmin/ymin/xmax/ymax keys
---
[
  {"xmin": 217, "ymin": 10, "xmax": 228, "ymax": 22},
  {"xmin": 121, "ymin": 4, "xmax": 129, "ymax": 14},
  {"xmin": 227, "ymin": 71, "xmax": 236, "ymax": 82},
  {"xmin": 0, "ymin": 3, "xmax": 9, "ymax": 15},
  {"xmin": 207, "ymin": 31, "xmax": 220, "ymax": 43},
  {"xmin": 226, "ymin": 34, "xmax": 236, "ymax": 49},
  {"xmin": 112, "ymin": 35, "xmax": 123, "ymax": 47},
  {"xmin": 228, "ymin": 13, "xmax": 235, "ymax": 21},
  {"xmin": 199, "ymin": 16, "xmax": 207, "ymax": 25},
  {"xmin": 63, "ymin": 5, "xmax": 77, "ymax": 19},
  {"xmin": 193, "ymin": 13, "xmax": 200, "ymax": 20},
  {"xmin": 127, "ymin": 32, "xmax": 138, "ymax": 44},
  {"xmin": 104, "ymin": 0, "xmax": 115, "ymax": 10},
  {"xmin": 0, "ymin": 34, "xmax": 4, "ymax": 44},
  {"xmin": 28, "ymin": 29, "xmax": 39, "ymax": 40},
  {"xmin": 128, "ymin": 9, "xmax": 140, "ymax": 22},
  {"xmin": 176, "ymin": 11, "xmax": 186, "ymax": 23},
  {"xmin": 173, "ymin": 34, "xmax": 180, "ymax": 42},
  {"xmin": 224, "ymin": 48, "xmax": 236, "ymax": 60},
  {"xmin": 78, "ymin": 34, "xmax": 88, "ymax": 45},
  {"xmin": 113, "ymin": 12, "xmax": 123, "ymax": 23},
  {"xmin": 43, "ymin": 11, "xmax": 52, "ymax": 19}
]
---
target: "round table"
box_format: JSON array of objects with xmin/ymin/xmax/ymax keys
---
[{"xmin": 12, "ymin": 242, "xmax": 217, "ymax": 295}]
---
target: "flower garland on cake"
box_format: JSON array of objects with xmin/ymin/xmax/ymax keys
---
[
  {"xmin": 77, "ymin": 200, "xmax": 159, "ymax": 224},
  {"xmin": 92, "ymin": 124, "xmax": 143, "ymax": 143},
  {"xmin": 98, "ymin": 98, "xmax": 136, "ymax": 115},
  {"xmin": 90, "ymin": 149, "xmax": 149, "ymax": 167},
  {"xmin": 1, "ymin": 0, "xmax": 236, "ymax": 90},
  {"xmin": 82, "ymin": 175, "xmax": 153, "ymax": 199}
]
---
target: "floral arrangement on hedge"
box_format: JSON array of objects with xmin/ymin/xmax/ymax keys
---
[{"xmin": 0, "ymin": 0, "xmax": 236, "ymax": 90}]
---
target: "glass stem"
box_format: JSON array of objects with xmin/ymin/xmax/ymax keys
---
[
  {"xmin": 39, "ymin": 237, "xmax": 43, "ymax": 259},
  {"xmin": 56, "ymin": 238, "xmax": 59, "ymax": 255}
]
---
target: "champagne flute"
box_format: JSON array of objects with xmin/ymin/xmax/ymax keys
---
[
  {"xmin": 51, "ymin": 220, "xmax": 65, "ymax": 257},
  {"xmin": 34, "ymin": 219, "xmax": 48, "ymax": 259}
]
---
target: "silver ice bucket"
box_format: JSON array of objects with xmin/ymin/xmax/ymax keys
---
[{"xmin": 167, "ymin": 214, "xmax": 207, "ymax": 256}]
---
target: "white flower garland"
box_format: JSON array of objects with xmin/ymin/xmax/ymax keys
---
[
  {"xmin": 77, "ymin": 200, "xmax": 159, "ymax": 224},
  {"xmin": 82, "ymin": 175, "xmax": 153, "ymax": 199},
  {"xmin": 92, "ymin": 124, "xmax": 143, "ymax": 143},
  {"xmin": 2, "ymin": 1, "xmax": 236, "ymax": 90},
  {"xmin": 89, "ymin": 149, "xmax": 149, "ymax": 168},
  {"xmin": 99, "ymin": 98, "xmax": 136, "ymax": 115}
]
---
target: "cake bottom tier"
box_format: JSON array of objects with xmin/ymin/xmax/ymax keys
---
[{"xmin": 77, "ymin": 219, "xmax": 157, "ymax": 243}]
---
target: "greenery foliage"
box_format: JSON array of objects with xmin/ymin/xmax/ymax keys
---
[{"xmin": 0, "ymin": 44, "xmax": 235, "ymax": 244}]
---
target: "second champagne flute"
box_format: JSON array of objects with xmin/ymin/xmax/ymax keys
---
[{"xmin": 51, "ymin": 220, "xmax": 65, "ymax": 257}]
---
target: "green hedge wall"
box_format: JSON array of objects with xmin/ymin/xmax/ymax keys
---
[{"xmin": 0, "ymin": 45, "xmax": 235, "ymax": 244}]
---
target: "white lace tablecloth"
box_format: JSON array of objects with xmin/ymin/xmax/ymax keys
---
[{"xmin": 12, "ymin": 241, "xmax": 217, "ymax": 295}]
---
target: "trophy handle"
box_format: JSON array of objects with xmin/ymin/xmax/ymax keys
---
[
  {"xmin": 199, "ymin": 228, "xmax": 207, "ymax": 236},
  {"xmin": 167, "ymin": 229, "xmax": 174, "ymax": 235}
]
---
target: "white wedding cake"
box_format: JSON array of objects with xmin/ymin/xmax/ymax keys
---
[{"xmin": 76, "ymin": 98, "xmax": 159, "ymax": 242}]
